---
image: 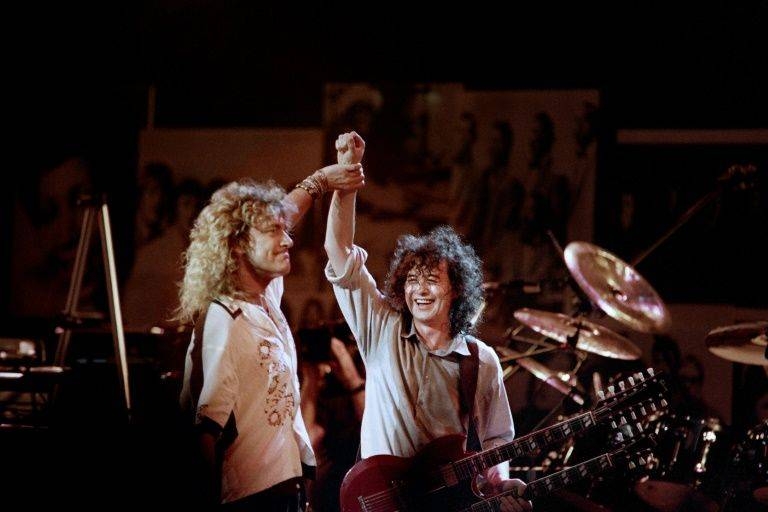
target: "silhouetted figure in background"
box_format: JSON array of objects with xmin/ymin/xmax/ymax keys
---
[
  {"xmin": 299, "ymin": 324, "xmax": 365, "ymax": 512},
  {"xmin": 124, "ymin": 178, "xmax": 206, "ymax": 330},
  {"xmin": 134, "ymin": 162, "xmax": 174, "ymax": 250},
  {"xmin": 11, "ymin": 156, "xmax": 97, "ymax": 318}
]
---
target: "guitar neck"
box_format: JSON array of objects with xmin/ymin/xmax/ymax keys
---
[
  {"xmin": 463, "ymin": 452, "xmax": 615, "ymax": 512},
  {"xmin": 524, "ymin": 452, "xmax": 613, "ymax": 500},
  {"xmin": 450, "ymin": 411, "xmax": 596, "ymax": 478}
]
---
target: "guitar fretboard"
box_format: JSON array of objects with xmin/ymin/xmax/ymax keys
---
[
  {"xmin": 447, "ymin": 412, "xmax": 596, "ymax": 482},
  {"xmin": 465, "ymin": 452, "xmax": 616, "ymax": 512}
]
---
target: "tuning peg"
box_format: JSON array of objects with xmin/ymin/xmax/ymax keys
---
[
  {"xmin": 639, "ymin": 455, "xmax": 647, "ymax": 465},
  {"xmin": 627, "ymin": 376, "xmax": 635, "ymax": 387},
  {"xmin": 636, "ymin": 422, "xmax": 644, "ymax": 432},
  {"xmin": 619, "ymin": 381, "xmax": 626, "ymax": 392},
  {"xmin": 660, "ymin": 398, "xmax": 668, "ymax": 408},
  {"xmin": 615, "ymin": 432, "xmax": 624, "ymax": 443},
  {"xmin": 630, "ymin": 410, "xmax": 637, "ymax": 421},
  {"xmin": 597, "ymin": 390, "xmax": 605, "ymax": 401},
  {"xmin": 608, "ymin": 385, "xmax": 615, "ymax": 395},
  {"xmin": 628, "ymin": 460, "xmax": 637, "ymax": 470},
  {"xmin": 636, "ymin": 372, "xmax": 645, "ymax": 382},
  {"xmin": 647, "ymin": 368, "xmax": 655, "ymax": 376},
  {"xmin": 620, "ymin": 416, "xmax": 628, "ymax": 425},
  {"xmin": 640, "ymin": 405, "xmax": 647, "ymax": 416},
  {"xmin": 650, "ymin": 403, "xmax": 658, "ymax": 412}
]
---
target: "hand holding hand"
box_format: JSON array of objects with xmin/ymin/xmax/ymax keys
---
[{"xmin": 318, "ymin": 163, "xmax": 365, "ymax": 192}]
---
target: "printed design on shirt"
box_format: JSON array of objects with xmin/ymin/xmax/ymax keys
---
[
  {"xmin": 265, "ymin": 381, "xmax": 296, "ymax": 426},
  {"xmin": 258, "ymin": 339, "xmax": 272, "ymax": 361},
  {"xmin": 259, "ymin": 337, "xmax": 294, "ymax": 427}
]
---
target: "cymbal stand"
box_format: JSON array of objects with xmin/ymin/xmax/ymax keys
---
[
  {"xmin": 630, "ymin": 164, "xmax": 757, "ymax": 267},
  {"xmin": 53, "ymin": 195, "xmax": 131, "ymax": 417},
  {"xmin": 546, "ymin": 230, "xmax": 598, "ymax": 316}
]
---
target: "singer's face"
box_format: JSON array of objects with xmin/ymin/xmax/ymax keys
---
[
  {"xmin": 404, "ymin": 260, "xmax": 455, "ymax": 332},
  {"xmin": 241, "ymin": 215, "xmax": 293, "ymax": 280}
]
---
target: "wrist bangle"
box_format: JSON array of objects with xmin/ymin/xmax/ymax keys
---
[
  {"xmin": 295, "ymin": 179, "xmax": 320, "ymax": 199},
  {"xmin": 313, "ymin": 169, "xmax": 329, "ymax": 195},
  {"xmin": 348, "ymin": 381, "xmax": 365, "ymax": 395}
]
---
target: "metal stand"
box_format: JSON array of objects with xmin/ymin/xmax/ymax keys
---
[
  {"xmin": 630, "ymin": 164, "xmax": 757, "ymax": 267},
  {"xmin": 53, "ymin": 195, "xmax": 131, "ymax": 416}
]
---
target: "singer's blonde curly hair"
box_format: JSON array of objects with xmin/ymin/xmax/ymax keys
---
[{"xmin": 176, "ymin": 179, "xmax": 293, "ymax": 324}]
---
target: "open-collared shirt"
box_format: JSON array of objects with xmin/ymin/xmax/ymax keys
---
[
  {"xmin": 326, "ymin": 245, "xmax": 515, "ymax": 458},
  {"xmin": 180, "ymin": 277, "xmax": 315, "ymax": 503}
]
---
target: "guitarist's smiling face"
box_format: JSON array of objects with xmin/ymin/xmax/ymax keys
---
[{"xmin": 404, "ymin": 260, "xmax": 456, "ymax": 331}]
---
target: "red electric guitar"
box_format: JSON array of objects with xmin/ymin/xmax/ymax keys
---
[{"xmin": 340, "ymin": 368, "xmax": 668, "ymax": 512}]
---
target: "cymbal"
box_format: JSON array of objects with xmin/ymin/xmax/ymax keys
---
[
  {"xmin": 705, "ymin": 321, "xmax": 768, "ymax": 366},
  {"xmin": 514, "ymin": 308, "xmax": 642, "ymax": 360},
  {"xmin": 564, "ymin": 241, "xmax": 671, "ymax": 334},
  {"xmin": 496, "ymin": 346, "xmax": 584, "ymax": 405}
]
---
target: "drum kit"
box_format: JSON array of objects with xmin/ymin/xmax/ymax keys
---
[{"xmin": 489, "ymin": 240, "xmax": 768, "ymax": 512}]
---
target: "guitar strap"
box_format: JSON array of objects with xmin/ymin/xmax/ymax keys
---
[{"xmin": 460, "ymin": 336, "xmax": 481, "ymax": 452}]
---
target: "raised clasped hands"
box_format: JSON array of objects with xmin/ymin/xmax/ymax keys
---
[
  {"xmin": 316, "ymin": 131, "xmax": 365, "ymax": 193},
  {"xmin": 319, "ymin": 161, "xmax": 365, "ymax": 192},
  {"xmin": 336, "ymin": 131, "xmax": 365, "ymax": 165}
]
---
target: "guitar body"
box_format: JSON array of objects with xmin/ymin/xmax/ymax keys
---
[{"xmin": 340, "ymin": 434, "xmax": 482, "ymax": 512}]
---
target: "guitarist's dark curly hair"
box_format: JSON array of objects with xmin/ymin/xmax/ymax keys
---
[{"xmin": 383, "ymin": 225, "xmax": 484, "ymax": 338}]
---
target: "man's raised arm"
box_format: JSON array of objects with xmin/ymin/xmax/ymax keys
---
[{"xmin": 325, "ymin": 132, "xmax": 365, "ymax": 275}]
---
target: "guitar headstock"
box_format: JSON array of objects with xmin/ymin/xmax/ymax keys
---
[
  {"xmin": 593, "ymin": 368, "xmax": 669, "ymax": 423},
  {"xmin": 610, "ymin": 445, "xmax": 656, "ymax": 479},
  {"xmin": 602, "ymin": 420, "xmax": 659, "ymax": 482},
  {"xmin": 602, "ymin": 395, "xmax": 669, "ymax": 445}
]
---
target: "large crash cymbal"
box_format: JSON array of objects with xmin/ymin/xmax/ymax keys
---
[
  {"xmin": 564, "ymin": 241, "xmax": 671, "ymax": 334},
  {"xmin": 514, "ymin": 308, "xmax": 642, "ymax": 360},
  {"xmin": 705, "ymin": 321, "xmax": 768, "ymax": 366}
]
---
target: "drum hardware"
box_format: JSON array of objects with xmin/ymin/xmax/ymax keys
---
[
  {"xmin": 492, "ymin": 163, "xmax": 761, "ymax": 512},
  {"xmin": 718, "ymin": 419, "xmax": 768, "ymax": 510},
  {"xmin": 496, "ymin": 346, "xmax": 586, "ymax": 406},
  {"xmin": 634, "ymin": 414, "xmax": 723, "ymax": 512}
]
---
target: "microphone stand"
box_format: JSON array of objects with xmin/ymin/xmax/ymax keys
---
[{"xmin": 630, "ymin": 164, "xmax": 757, "ymax": 267}]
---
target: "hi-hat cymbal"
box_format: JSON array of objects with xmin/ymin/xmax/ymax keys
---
[
  {"xmin": 514, "ymin": 308, "xmax": 642, "ymax": 360},
  {"xmin": 705, "ymin": 321, "xmax": 768, "ymax": 366},
  {"xmin": 564, "ymin": 241, "xmax": 671, "ymax": 334}
]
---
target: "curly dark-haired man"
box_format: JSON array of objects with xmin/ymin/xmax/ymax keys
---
[{"xmin": 324, "ymin": 132, "xmax": 531, "ymax": 511}]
